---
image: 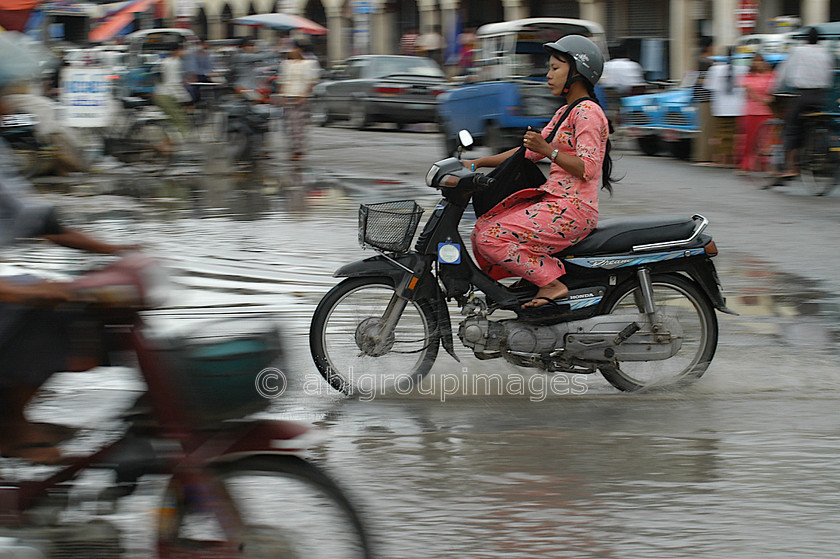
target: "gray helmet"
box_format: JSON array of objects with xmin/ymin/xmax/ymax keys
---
[{"xmin": 543, "ymin": 35, "xmax": 604, "ymax": 86}]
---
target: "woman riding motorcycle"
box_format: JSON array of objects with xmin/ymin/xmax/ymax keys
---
[{"xmin": 464, "ymin": 35, "xmax": 616, "ymax": 309}]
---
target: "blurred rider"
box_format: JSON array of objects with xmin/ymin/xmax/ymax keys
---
[{"xmin": 0, "ymin": 33, "xmax": 135, "ymax": 463}]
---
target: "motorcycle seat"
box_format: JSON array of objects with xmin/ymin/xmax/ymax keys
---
[{"xmin": 555, "ymin": 215, "xmax": 698, "ymax": 257}]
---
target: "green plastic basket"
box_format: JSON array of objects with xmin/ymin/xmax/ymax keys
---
[{"xmin": 156, "ymin": 328, "xmax": 283, "ymax": 426}]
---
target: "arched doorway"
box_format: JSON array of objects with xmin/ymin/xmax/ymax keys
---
[
  {"xmin": 194, "ymin": 7, "xmax": 208, "ymax": 40},
  {"xmin": 463, "ymin": 0, "xmax": 502, "ymax": 28},
  {"xmin": 248, "ymin": 2, "xmax": 258, "ymax": 37},
  {"xmin": 529, "ymin": 0, "xmax": 580, "ymax": 18},
  {"xmin": 221, "ymin": 4, "xmax": 235, "ymax": 39},
  {"xmin": 303, "ymin": 0, "xmax": 328, "ymax": 62}
]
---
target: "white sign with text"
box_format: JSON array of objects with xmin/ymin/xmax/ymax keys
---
[{"xmin": 60, "ymin": 68, "xmax": 114, "ymax": 127}]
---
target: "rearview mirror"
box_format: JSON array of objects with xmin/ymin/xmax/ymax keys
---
[{"xmin": 458, "ymin": 130, "xmax": 474, "ymax": 148}]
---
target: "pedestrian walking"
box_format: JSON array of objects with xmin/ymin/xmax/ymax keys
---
[
  {"xmin": 692, "ymin": 36, "xmax": 716, "ymax": 164},
  {"xmin": 183, "ymin": 40, "xmax": 214, "ymax": 103},
  {"xmin": 737, "ymin": 52, "xmax": 775, "ymax": 173},
  {"xmin": 704, "ymin": 47, "xmax": 746, "ymax": 167},
  {"xmin": 400, "ymin": 28, "xmax": 419, "ymax": 56},
  {"xmin": 153, "ymin": 45, "xmax": 190, "ymax": 137},
  {"xmin": 278, "ymin": 40, "xmax": 320, "ymax": 162}
]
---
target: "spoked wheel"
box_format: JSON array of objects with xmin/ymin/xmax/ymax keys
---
[
  {"xmin": 224, "ymin": 128, "xmax": 253, "ymax": 163},
  {"xmin": 599, "ymin": 274, "xmax": 718, "ymax": 391},
  {"xmin": 123, "ymin": 120, "xmax": 176, "ymax": 166},
  {"xmin": 799, "ymin": 121, "xmax": 838, "ymax": 196},
  {"xmin": 157, "ymin": 455, "xmax": 372, "ymax": 559},
  {"xmin": 310, "ymin": 277, "xmax": 439, "ymax": 396}
]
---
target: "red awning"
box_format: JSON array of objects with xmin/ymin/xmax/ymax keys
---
[
  {"xmin": 0, "ymin": 0, "xmax": 39, "ymax": 31},
  {"xmin": 88, "ymin": 0, "xmax": 154, "ymax": 43},
  {"xmin": 0, "ymin": 0, "xmax": 40, "ymax": 9}
]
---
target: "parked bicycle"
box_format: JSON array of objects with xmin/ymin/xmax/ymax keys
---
[{"xmin": 100, "ymin": 96, "xmax": 178, "ymax": 167}]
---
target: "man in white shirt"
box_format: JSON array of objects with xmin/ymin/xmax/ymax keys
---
[
  {"xmin": 601, "ymin": 46, "xmax": 646, "ymax": 95},
  {"xmin": 774, "ymin": 26, "xmax": 835, "ymax": 175}
]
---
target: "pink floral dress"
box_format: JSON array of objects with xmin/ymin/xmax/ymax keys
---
[{"xmin": 471, "ymin": 100, "xmax": 608, "ymax": 286}]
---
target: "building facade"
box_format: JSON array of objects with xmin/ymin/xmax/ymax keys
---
[{"xmin": 169, "ymin": 0, "xmax": 840, "ymax": 79}]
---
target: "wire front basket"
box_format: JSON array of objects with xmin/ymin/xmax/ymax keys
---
[{"xmin": 358, "ymin": 200, "xmax": 424, "ymax": 253}]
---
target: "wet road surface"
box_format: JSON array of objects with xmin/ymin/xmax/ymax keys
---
[{"xmin": 3, "ymin": 127, "xmax": 839, "ymax": 557}]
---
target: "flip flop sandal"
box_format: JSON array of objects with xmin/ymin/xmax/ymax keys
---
[{"xmin": 516, "ymin": 297, "xmax": 572, "ymax": 324}]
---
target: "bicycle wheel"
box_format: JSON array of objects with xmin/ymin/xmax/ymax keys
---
[
  {"xmin": 157, "ymin": 455, "xmax": 372, "ymax": 558},
  {"xmin": 800, "ymin": 120, "xmax": 838, "ymax": 196},
  {"xmin": 310, "ymin": 276, "xmax": 440, "ymax": 396},
  {"xmin": 599, "ymin": 274, "xmax": 718, "ymax": 391},
  {"xmin": 122, "ymin": 120, "xmax": 176, "ymax": 165}
]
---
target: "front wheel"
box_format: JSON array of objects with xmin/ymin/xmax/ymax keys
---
[
  {"xmin": 157, "ymin": 455, "xmax": 372, "ymax": 558},
  {"xmin": 310, "ymin": 276, "xmax": 440, "ymax": 396},
  {"xmin": 598, "ymin": 273, "xmax": 718, "ymax": 391}
]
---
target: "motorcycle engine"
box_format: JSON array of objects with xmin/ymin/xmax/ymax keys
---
[{"xmin": 458, "ymin": 313, "xmax": 683, "ymax": 363}]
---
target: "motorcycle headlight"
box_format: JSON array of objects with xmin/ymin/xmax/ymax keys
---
[{"xmin": 426, "ymin": 164, "xmax": 440, "ymax": 187}]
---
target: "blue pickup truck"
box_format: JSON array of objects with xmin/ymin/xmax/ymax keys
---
[
  {"xmin": 437, "ymin": 18, "xmax": 608, "ymax": 155},
  {"xmin": 620, "ymin": 52, "xmax": 789, "ymax": 159}
]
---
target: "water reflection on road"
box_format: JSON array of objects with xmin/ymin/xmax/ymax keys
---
[{"xmin": 5, "ymin": 181, "xmax": 840, "ymax": 558}]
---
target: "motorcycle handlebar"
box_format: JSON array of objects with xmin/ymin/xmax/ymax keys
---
[{"xmin": 472, "ymin": 173, "xmax": 495, "ymax": 190}]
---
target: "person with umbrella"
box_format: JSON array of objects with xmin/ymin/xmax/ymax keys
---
[{"xmin": 278, "ymin": 40, "xmax": 320, "ymax": 162}]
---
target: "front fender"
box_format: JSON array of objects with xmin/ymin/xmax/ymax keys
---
[
  {"xmin": 333, "ymin": 253, "xmax": 459, "ymax": 362},
  {"xmin": 334, "ymin": 252, "xmax": 425, "ymax": 280}
]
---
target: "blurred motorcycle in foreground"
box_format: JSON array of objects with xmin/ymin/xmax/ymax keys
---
[{"xmin": 0, "ymin": 253, "xmax": 372, "ymax": 558}]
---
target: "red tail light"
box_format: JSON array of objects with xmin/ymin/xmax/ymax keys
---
[{"xmin": 374, "ymin": 86, "xmax": 406, "ymax": 96}]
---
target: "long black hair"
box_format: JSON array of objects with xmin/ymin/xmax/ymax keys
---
[{"xmin": 582, "ymin": 80, "xmax": 617, "ymax": 194}]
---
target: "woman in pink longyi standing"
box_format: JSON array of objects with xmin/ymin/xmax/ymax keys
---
[
  {"xmin": 738, "ymin": 52, "xmax": 775, "ymax": 173},
  {"xmin": 464, "ymin": 35, "xmax": 616, "ymax": 309}
]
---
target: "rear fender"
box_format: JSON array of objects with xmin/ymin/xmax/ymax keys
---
[{"xmin": 683, "ymin": 258, "xmax": 738, "ymax": 315}]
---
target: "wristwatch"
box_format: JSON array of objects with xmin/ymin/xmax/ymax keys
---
[{"xmin": 550, "ymin": 148, "xmax": 559, "ymax": 162}]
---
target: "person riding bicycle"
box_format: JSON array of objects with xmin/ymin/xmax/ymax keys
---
[
  {"xmin": 0, "ymin": 34, "xmax": 136, "ymax": 463},
  {"xmin": 773, "ymin": 26, "xmax": 835, "ymax": 177},
  {"xmin": 464, "ymin": 35, "xmax": 616, "ymax": 309}
]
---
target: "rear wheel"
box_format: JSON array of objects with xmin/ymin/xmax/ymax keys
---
[
  {"xmin": 599, "ymin": 274, "xmax": 718, "ymax": 391},
  {"xmin": 310, "ymin": 277, "xmax": 440, "ymax": 396},
  {"xmin": 157, "ymin": 455, "xmax": 371, "ymax": 558},
  {"xmin": 347, "ymin": 104, "xmax": 369, "ymax": 130},
  {"xmin": 123, "ymin": 120, "xmax": 176, "ymax": 166},
  {"xmin": 311, "ymin": 99, "xmax": 331, "ymax": 127},
  {"xmin": 637, "ymin": 135, "xmax": 660, "ymax": 156}
]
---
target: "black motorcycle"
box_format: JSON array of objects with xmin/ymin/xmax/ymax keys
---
[
  {"xmin": 310, "ymin": 132, "xmax": 735, "ymax": 394},
  {"xmin": 218, "ymin": 88, "xmax": 273, "ymax": 165}
]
